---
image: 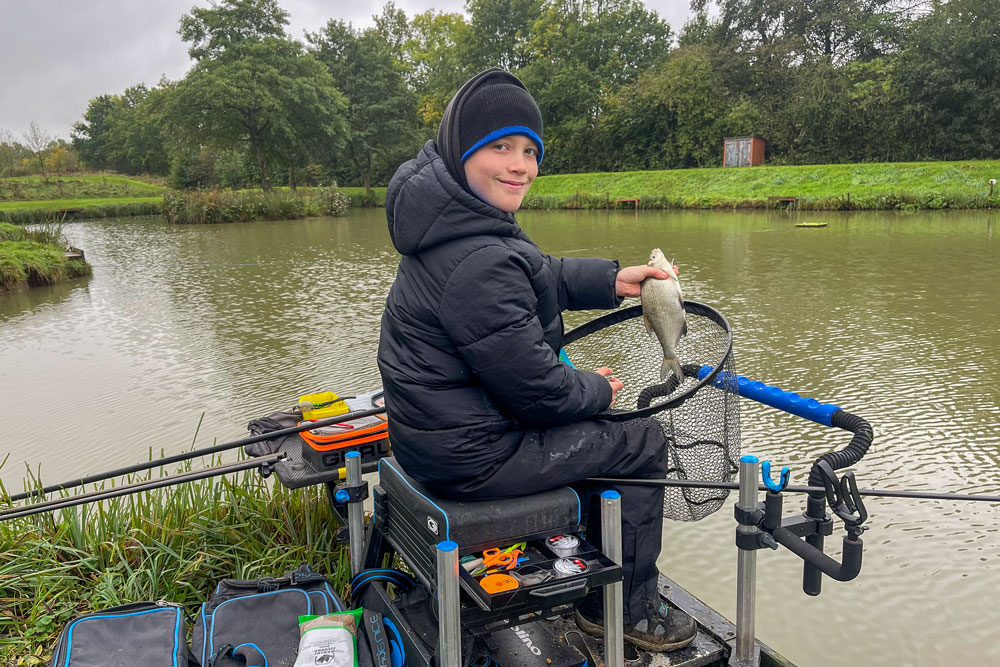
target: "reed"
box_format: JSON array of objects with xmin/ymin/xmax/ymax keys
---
[
  {"xmin": 0, "ymin": 459, "xmax": 349, "ymax": 662},
  {"xmin": 161, "ymin": 186, "xmax": 349, "ymax": 224}
]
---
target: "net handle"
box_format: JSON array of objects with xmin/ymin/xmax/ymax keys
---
[{"xmin": 562, "ymin": 301, "xmax": 734, "ymax": 422}]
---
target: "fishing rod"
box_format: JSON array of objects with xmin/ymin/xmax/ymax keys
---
[
  {"xmin": 587, "ymin": 476, "xmax": 1000, "ymax": 504},
  {"xmin": 0, "ymin": 453, "xmax": 285, "ymax": 522},
  {"xmin": 4, "ymin": 406, "xmax": 386, "ymax": 504}
]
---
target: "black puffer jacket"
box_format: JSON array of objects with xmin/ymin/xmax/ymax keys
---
[{"xmin": 377, "ymin": 141, "xmax": 622, "ymax": 485}]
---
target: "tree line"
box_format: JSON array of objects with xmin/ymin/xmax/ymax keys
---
[{"xmin": 13, "ymin": 0, "xmax": 995, "ymax": 192}]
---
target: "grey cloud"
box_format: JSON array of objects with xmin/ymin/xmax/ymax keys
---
[{"xmin": 0, "ymin": 0, "xmax": 689, "ymax": 141}]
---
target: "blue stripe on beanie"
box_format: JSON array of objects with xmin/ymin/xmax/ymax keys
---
[{"xmin": 460, "ymin": 126, "xmax": 544, "ymax": 165}]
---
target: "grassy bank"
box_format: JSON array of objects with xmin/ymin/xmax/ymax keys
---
[
  {"xmin": 524, "ymin": 160, "xmax": 1000, "ymax": 210},
  {"xmin": 344, "ymin": 160, "xmax": 999, "ymax": 210},
  {"xmin": 0, "ymin": 465, "xmax": 349, "ymax": 663},
  {"xmin": 0, "ymin": 174, "xmax": 168, "ymax": 202},
  {"xmin": 0, "ymin": 223, "xmax": 91, "ymax": 293},
  {"xmin": 0, "ymin": 197, "xmax": 164, "ymax": 223}
]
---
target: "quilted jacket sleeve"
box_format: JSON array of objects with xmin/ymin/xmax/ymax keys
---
[
  {"xmin": 438, "ymin": 246, "xmax": 612, "ymax": 427},
  {"xmin": 551, "ymin": 256, "xmax": 623, "ymax": 311}
]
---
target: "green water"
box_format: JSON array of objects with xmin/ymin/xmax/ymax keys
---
[{"xmin": 1, "ymin": 208, "xmax": 998, "ymax": 665}]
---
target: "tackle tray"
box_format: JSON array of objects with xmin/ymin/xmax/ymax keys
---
[{"xmin": 457, "ymin": 535, "xmax": 620, "ymax": 628}]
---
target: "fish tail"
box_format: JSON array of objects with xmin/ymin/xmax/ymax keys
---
[{"xmin": 660, "ymin": 356, "xmax": 684, "ymax": 382}]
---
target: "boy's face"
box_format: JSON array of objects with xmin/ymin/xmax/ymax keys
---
[{"xmin": 463, "ymin": 134, "xmax": 539, "ymax": 212}]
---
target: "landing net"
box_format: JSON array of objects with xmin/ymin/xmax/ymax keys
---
[{"xmin": 563, "ymin": 302, "xmax": 740, "ymax": 521}]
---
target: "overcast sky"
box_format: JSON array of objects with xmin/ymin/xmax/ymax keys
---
[{"xmin": 0, "ymin": 1, "xmax": 693, "ymax": 142}]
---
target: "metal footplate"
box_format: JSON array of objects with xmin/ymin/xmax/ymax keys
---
[{"xmin": 540, "ymin": 574, "xmax": 792, "ymax": 667}]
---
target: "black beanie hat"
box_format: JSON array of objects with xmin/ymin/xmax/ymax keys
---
[{"xmin": 437, "ymin": 69, "xmax": 544, "ymax": 191}]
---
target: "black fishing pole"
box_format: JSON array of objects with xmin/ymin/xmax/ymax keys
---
[
  {"xmin": 587, "ymin": 476, "xmax": 1000, "ymax": 504},
  {"xmin": 4, "ymin": 407, "xmax": 386, "ymax": 503},
  {"xmin": 0, "ymin": 453, "xmax": 285, "ymax": 522}
]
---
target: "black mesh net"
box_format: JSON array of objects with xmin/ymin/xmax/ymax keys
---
[{"xmin": 563, "ymin": 302, "xmax": 740, "ymax": 521}]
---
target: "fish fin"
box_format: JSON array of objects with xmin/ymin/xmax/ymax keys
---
[
  {"xmin": 662, "ymin": 356, "xmax": 684, "ymax": 382},
  {"xmin": 642, "ymin": 313, "xmax": 654, "ymax": 337}
]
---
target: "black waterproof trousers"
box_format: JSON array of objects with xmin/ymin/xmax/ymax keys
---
[{"xmin": 431, "ymin": 419, "xmax": 667, "ymax": 623}]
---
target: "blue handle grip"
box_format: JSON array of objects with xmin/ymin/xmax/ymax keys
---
[{"xmin": 698, "ymin": 366, "xmax": 841, "ymax": 426}]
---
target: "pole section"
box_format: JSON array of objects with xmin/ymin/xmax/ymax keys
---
[{"xmin": 601, "ymin": 490, "xmax": 625, "ymax": 667}]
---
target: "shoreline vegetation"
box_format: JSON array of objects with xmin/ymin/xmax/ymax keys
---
[
  {"xmin": 0, "ymin": 160, "xmax": 996, "ymax": 227},
  {"xmin": 161, "ymin": 186, "xmax": 349, "ymax": 224},
  {"xmin": 0, "ymin": 223, "xmax": 92, "ymax": 294},
  {"xmin": 302, "ymin": 159, "xmax": 1000, "ymax": 211},
  {"xmin": 0, "ymin": 464, "xmax": 349, "ymax": 664}
]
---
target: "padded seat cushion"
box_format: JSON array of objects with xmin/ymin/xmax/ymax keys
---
[{"xmin": 379, "ymin": 457, "xmax": 581, "ymax": 548}]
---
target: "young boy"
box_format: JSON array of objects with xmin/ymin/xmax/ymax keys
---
[{"xmin": 377, "ymin": 68, "xmax": 696, "ymax": 652}]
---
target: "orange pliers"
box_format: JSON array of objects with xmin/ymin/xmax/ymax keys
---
[{"xmin": 482, "ymin": 547, "xmax": 523, "ymax": 571}]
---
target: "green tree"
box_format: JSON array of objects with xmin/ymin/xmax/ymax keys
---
[
  {"xmin": 519, "ymin": 0, "xmax": 672, "ymax": 172},
  {"xmin": 691, "ymin": 0, "xmax": 902, "ymax": 63},
  {"xmin": 171, "ymin": 0, "xmax": 347, "ymax": 190},
  {"xmin": 72, "ymin": 95, "xmax": 117, "ymax": 170},
  {"xmin": 462, "ymin": 0, "xmax": 542, "ymax": 71},
  {"xmin": 893, "ymin": 0, "xmax": 1000, "ymax": 160},
  {"xmin": 599, "ymin": 47, "xmax": 757, "ymax": 170},
  {"xmin": 308, "ymin": 20, "xmax": 418, "ymax": 194},
  {"xmin": 406, "ymin": 10, "xmax": 471, "ymax": 129}
]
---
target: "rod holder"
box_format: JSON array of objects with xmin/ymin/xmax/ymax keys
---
[
  {"xmin": 731, "ymin": 455, "xmax": 760, "ymax": 667},
  {"xmin": 345, "ymin": 452, "xmax": 365, "ymax": 577},
  {"xmin": 436, "ymin": 540, "xmax": 461, "ymax": 667},
  {"xmin": 601, "ymin": 490, "xmax": 624, "ymax": 667}
]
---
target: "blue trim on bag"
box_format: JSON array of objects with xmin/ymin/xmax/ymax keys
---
[
  {"xmin": 200, "ymin": 602, "xmax": 210, "ymax": 666},
  {"xmin": 351, "ymin": 569, "xmax": 418, "ymax": 588},
  {"xmin": 460, "ymin": 126, "xmax": 544, "ymax": 164},
  {"xmin": 380, "ymin": 458, "xmax": 450, "ymax": 540},
  {"xmin": 350, "ymin": 572, "xmax": 416, "ymax": 596},
  {"xmin": 208, "ymin": 589, "xmax": 311, "ymax": 659},
  {"xmin": 234, "ymin": 643, "xmax": 268, "ymax": 667},
  {"xmin": 322, "ymin": 582, "xmax": 343, "ymax": 611},
  {"xmin": 383, "ymin": 617, "xmax": 406, "ymax": 667},
  {"xmin": 63, "ymin": 608, "xmax": 180, "ymax": 667},
  {"xmin": 567, "ymin": 486, "xmax": 582, "ymax": 524}
]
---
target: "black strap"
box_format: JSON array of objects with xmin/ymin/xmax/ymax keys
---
[{"xmin": 363, "ymin": 609, "xmax": 392, "ymax": 667}]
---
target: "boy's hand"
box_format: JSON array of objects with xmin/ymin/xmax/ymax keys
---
[
  {"xmin": 615, "ymin": 265, "xmax": 672, "ymax": 298},
  {"xmin": 596, "ymin": 366, "xmax": 624, "ymax": 407}
]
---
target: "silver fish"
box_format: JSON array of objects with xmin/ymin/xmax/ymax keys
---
[{"xmin": 640, "ymin": 248, "xmax": 687, "ymax": 382}]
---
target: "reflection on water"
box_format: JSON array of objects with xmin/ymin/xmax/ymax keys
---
[{"xmin": 1, "ymin": 208, "xmax": 998, "ymax": 665}]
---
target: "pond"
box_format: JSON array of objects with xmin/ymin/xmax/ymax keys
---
[{"xmin": 1, "ymin": 208, "xmax": 998, "ymax": 665}]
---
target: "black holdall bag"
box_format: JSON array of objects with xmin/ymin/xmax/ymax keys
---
[
  {"xmin": 48, "ymin": 600, "xmax": 193, "ymax": 667},
  {"xmin": 191, "ymin": 563, "xmax": 346, "ymax": 667}
]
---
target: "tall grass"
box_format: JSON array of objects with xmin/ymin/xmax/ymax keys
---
[
  {"xmin": 161, "ymin": 187, "xmax": 349, "ymax": 224},
  {"xmin": 0, "ymin": 223, "xmax": 91, "ymax": 293},
  {"xmin": 0, "ymin": 460, "xmax": 349, "ymax": 663},
  {"xmin": 0, "ymin": 199, "xmax": 163, "ymax": 224}
]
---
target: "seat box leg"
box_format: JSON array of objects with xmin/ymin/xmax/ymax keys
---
[
  {"xmin": 437, "ymin": 540, "xmax": 462, "ymax": 666},
  {"xmin": 601, "ymin": 490, "xmax": 624, "ymax": 667}
]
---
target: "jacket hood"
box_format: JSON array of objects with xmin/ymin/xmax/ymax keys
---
[{"xmin": 385, "ymin": 141, "xmax": 523, "ymax": 256}]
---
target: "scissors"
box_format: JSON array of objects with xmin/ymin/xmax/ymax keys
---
[{"xmin": 481, "ymin": 547, "xmax": 523, "ymax": 571}]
